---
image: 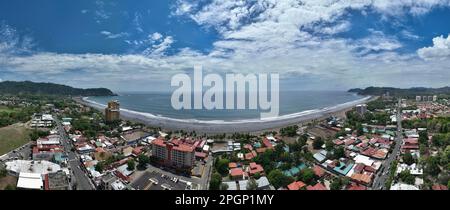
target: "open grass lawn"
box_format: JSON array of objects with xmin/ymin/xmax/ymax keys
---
[
  {"xmin": 0, "ymin": 124, "xmax": 31, "ymax": 155},
  {"xmin": 0, "ymin": 105, "xmax": 21, "ymax": 114}
]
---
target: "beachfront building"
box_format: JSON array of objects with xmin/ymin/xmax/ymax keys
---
[
  {"xmin": 355, "ymin": 104, "xmax": 367, "ymax": 116},
  {"xmin": 105, "ymin": 100, "xmax": 120, "ymax": 122},
  {"xmin": 151, "ymin": 138, "xmax": 195, "ymax": 168}
]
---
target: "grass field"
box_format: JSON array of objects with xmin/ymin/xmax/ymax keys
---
[
  {"xmin": 0, "ymin": 124, "xmax": 31, "ymax": 155},
  {"xmin": 0, "ymin": 106, "xmax": 20, "ymax": 114}
]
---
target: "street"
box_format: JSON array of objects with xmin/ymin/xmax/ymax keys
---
[
  {"xmin": 371, "ymin": 98, "xmax": 403, "ymax": 190},
  {"xmin": 55, "ymin": 118, "xmax": 95, "ymax": 190}
]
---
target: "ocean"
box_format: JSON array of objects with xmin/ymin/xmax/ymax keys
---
[{"xmin": 86, "ymin": 91, "xmax": 364, "ymax": 122}]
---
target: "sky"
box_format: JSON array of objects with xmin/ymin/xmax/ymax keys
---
[{"xmin": 0, "ymin": 0, "xmax": 450, "ymax": 92}]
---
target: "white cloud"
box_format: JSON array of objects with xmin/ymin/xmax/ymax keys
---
[
  {"xmin": 94, "ymin": 0, "xmax": 112, "ymax": 24},
  {"xmin": 401, "ymin": 29, "xmax": 421, "ymax": 40},
  {"xmin": 100, "ymin": 31, "xmax": 128, "ymax": 39},
  {"xmin": 133, "ymin": 12, "xmax": 144, "ymax": 33},
  {"xmin": 150, "ymin": 32, "xmax": 163, "ymax": 41},
  {"xmin": 0, "ymin": 22, "xmax": 34, "ymax": 54},
  {"xmin": 143, "ymin": 36, "xmax": 174, "ymax": 56},
  {"xmin": 352, "ymin": 30, "xmax": 402, "ymax": 55},
  {"xmin": 314, "ymin": 21, "xmax": 351, "ymax": 35},
  {"xmin": 418, "ymin": 34, "xmax": 450, "ymax": 60}
]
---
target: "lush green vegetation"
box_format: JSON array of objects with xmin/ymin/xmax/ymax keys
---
[
  {"xmin": 366, "ymin": 99, "xmax": 395, "ymax": 111},
  {"xmin": 312, "ymin": 137, "xmax": 324, "ymax": 149},
  {"xmin": 137, "ymin": 154, "xmax": 150, "ymax": 170},
  {"xmin": 71, "ymin": 117, "xmax": 103, "ymax": 138},
  {"xmin": 402, "ymin": 151, "xmax": 416, "ymax": 165},
  {"xmin": 29, "ymin": 129, "xmax": 50, "ymax": 141},
  {"xmin": 330, "ymin": 177, "xmax": 350, "ymax": 190},
  {"xmin": 246, "ymin": 178, "xmax": 258, "ymax": 190},
  {"xmin": 385, "ymin": 160, "xmax": 398, "ymax": 189},
  {"xmin": 402, "ymin": 117, "xmax": 450, "ymax": 133},
  {"xmin": 297, "ymin": 168, "xmax": 315, "ymax": 184},
  {"xmin": 0, "ymin": 105, "xmax": 40, "ymax": 127},
  {"xmin": 209, "ymin": 172, "xmax": 222, "ymax": 190},
  {"xmin": 346, "ymin": 109, "xmax": 392, "ymax": 127},
  {"xmin": 214, "ymin": 158, "xmax": 230, "ymax": 176},
  {"xmin": 280, "ymin": 125, "xmax": 298, "ymax": 137},
  {"xmin": 398, "ymin": 170, "xmax": 415, "ymax": 185},
  {"xmin": 267, "ymin": 169, "xmax": 294, "ymax": 189},
  {"xmin": 127, "ymin": 159, "xmax": 135, "ymax": 171}
]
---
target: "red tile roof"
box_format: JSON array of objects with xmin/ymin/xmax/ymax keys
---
[
  {"xmin": 244, "ymin": 144, "xmax": 253, "ymax": 150},
  {"xmin": 173, "ymin": 144, "xmax": 195, "ymax": 152},
  {"xmin": 306, "ymin": 183, "xmax": 327, "ymax": 190},
  {"xmin": 249, "ymin": 162, "xmax": 264, "ymax": 175},
  {"xmin": 230, "ymin": 168, "xmax": 245, "ymax": 177},
  {"xmin": 287, "ymin": 181, "xmax": 306, "ymax": 190},
  {"xmin": 364, "ymin": 166, "xmax": 376, "ymax": 173},
  {"xmin": 262, "ymin": 138, "xmax": 274, "ymax": 149},
  {"xmin": 313, "ymin": 165, "xmax": 325, "ymax": 177},
  {"xmin": 431, "ymin": 184, "xmax": 448, "ymax": 190},
  {"xmin": 404, "ymin": 138, "xmax": 419, "ymax": 145},
  {"xmin": 256, "ymin": 148, "xmax": 267, "ymax": 153},
  {"xmin": 351, "ymin": 173, "xmax": 372, "ymax": 184},
  {"xmin": 132, "ymin": 146, "xmax": 143, "ymax": 155},
  {"xmin": 354, "ymin": 163, "xmax": 365, "ymax": 173},
  {"xmin": 347, "ymin": 183, "xmax": 367, "ymax": 190},
  {"xmin": 152, "ymin": 138, "xmax": 194, "ymax": 153},
  {"xmin": 228, "ymin": 162, "xmax": 238, "ymax": 168},
  {"xmin": 245, "ymin": 152, "xmax": 254, "ymax": 160},
  {"xmin": 195, "ymin": 152, "xmax": 207, "ymax": 158}
]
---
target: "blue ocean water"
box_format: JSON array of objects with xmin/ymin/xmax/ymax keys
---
[{"xmin": 87, "ymin": 91, "xmax": 363, "ymax": 121}]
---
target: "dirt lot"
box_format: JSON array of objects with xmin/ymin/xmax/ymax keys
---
[
  {"xmin": 0, "ymin": 175, "xmax": 17, "ymax": 190},
  {"xmin": 282, "ymin": 136, "xmax": 298, "ymax": 145},
  {"xmin": 308, "ymin": 126, "xmax": 337, "ymax": 140},
  {"xmin": 0, "ymin": 124, "xmax": 31, "ymax": 155}
]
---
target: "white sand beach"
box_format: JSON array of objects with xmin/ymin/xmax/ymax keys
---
[{"xmin": 77, "ymin": 96, "xmax": 373, "ymax": 134}]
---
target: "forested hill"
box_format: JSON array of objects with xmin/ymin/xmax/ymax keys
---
[
  {"xmin": 0, "ymin": 81, "xmax": 116, "ymax": 96},
  {"xmin": 348, "ymin": 86, "xmax": 450, "ymax": 98}
]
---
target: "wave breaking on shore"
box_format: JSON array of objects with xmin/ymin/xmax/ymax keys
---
[{"xmin": 81, "ymin": 96, "xmax": 372, "ymax": 133}]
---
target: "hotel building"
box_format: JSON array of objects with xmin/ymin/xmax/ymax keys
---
[
  {"xmin": 151, "ymin": 138, "xmax": 195, "ymax": 168},
  {"xmin": 105, "ymin": 100, "xmax": 120, "ymax": 122}
]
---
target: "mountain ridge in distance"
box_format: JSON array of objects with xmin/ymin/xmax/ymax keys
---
[
  {"xmin": 0, "ymin": 80, "xmax": 116, "ymax": 96},
  {"xmin": 348, "ymin": 86, "xmax": 450, "ymax": 97}
]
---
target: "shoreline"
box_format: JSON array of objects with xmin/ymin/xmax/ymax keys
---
[{"xmin": 75, "ymin": 95, "xmax": 376, "ymax": 134}]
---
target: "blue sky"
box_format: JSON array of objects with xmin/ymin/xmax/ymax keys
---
[{"xmin": 0, "ymin": 0, "xmax": 450, "ymax": 91}]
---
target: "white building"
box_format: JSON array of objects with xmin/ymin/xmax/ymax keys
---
[
  {"xmin": 397, "ymin": 163, "xmax": 423, "ymax": 175},
  {"xmin": 5, "ymin": 160, "xmax": 61, "ymax": 176},
  {"xmin": 17, "ymin": 172, "xmax": 43, "ymax": 190},
  {"xmin": 31, "ymin": 113, "xmax": 54, "ymax": 127},
  {"xmin": 390, "ymin": 183, "xmax": 419, "ymax": 190}
]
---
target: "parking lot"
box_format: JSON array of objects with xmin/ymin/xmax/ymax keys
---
[
  {"xmin": 131, "ymin": 170, "xmax": 195, "ymax": 190},
  {"xmin": 2, "ymin": 142, "xmax": 32, "ymax": 161}
]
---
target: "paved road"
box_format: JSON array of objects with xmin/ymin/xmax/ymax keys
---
[
  {"xmin": 372, "ymin": 98, "xmax": 403, "ymax": 190},
  {"xmin": 199, "ymin": 155, "xmax": 214, "ymax": 190},
  {"xmin": 55, "ymin": 118, "xmax": 95, "ymax": 190}
]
